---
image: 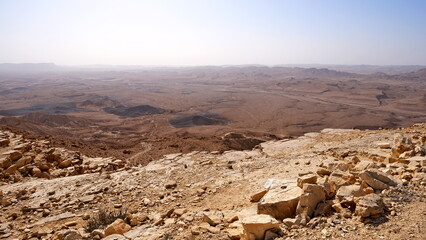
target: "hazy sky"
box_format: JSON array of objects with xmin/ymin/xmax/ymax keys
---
[{"xmin": 1, "ymin": 0, "xmax": 425, "ymax": 65}]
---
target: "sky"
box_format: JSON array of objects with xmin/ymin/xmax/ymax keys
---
[{"xmin": 0, "ymin": 0, "xmax": 425, "ymax": 66}]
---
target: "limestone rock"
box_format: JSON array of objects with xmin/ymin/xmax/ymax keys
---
[
  {"xmin": 328, "ymin": 162, "xmax": 351, "ymax": 172},
  {"xmin": 58, "ymin": 159, "xmax": 72, "ymax": 168},
  {"xmin": 79, "ymin": 195, "xmax": 95, "ymax": 204},
  {"xmin": 14, "ymin": 156, "xmax": 33, "ymax": 168},
  {"xmin": 2, "ymin": 150, "xmax": 22, "ymax": 161},
  {"xmin": 172, "ymin": 208, "xmax": 187, "ymax": 217},
  {"xmin": 104, "ymin": 219, "xmax": 131, "ymax": 237},
  {"xmin": 355, "ymin": 194, "xmax": 385, "ymax": 218},
  {"xmin": 197, "ymin": 222, "xmax": 220, "ymax": 234},
  {"xmin": 336, "ymin": 184, "xmax": 366, "ymax": 203},
  {"xmin": 127, "ymin": 213, "xmax": 148, "ymax": 226},
  {"xmin": 257, "ymin": 179, "xmax": 303, "ymax": 220},
  {"xmin": 316, "ymin": 168, "xmax": 331, "ymax": 176},
  {"xmin": 296, "ymin": 184, "xmax": 326, "ymax": 218},
  {"xmin": 0, "ymin": 157, "xmax": 12, "ymax": 169},
  {"xmin": 5, "ymin": 164, "xmax": 18, "ymax": 174},
  {"xmin": 250, "ymin": 189, "xmax": 268, "ymax": 202},
  {"xmin": 165, "ymin": 180, "xmax": 177, "ymax": 189},
  {"xmin": 392, "ymin": 134, "xmax": 413, "ymax": 158},
  {"xmin": 317, "ymin": 177, "xmax": 336, "ymax": 199},
  {"xmin": 297, "ymin": 174, "xmax": 317, "ymax": 188},
  {"xmin": 241, "ymin": 214, "xmax": 280, "ymax": 240},
  {"xmin": 61, "ymin": 230, "xmax": 82, "ymax": 240},
  {"xmin": 376, "ymin": 142, "xmax": 391, "ymax": 149},
  {"xmin": 406, "ymin": 156, "xmax": 426, "ymax": 167},
  {"xmin": 203, "ymin": 211, "xmax": 223, "ymax": 226},
  {"xmin": 34, "ymin": 171, "xmax": 52, "ymax": 179},
  {"xmin": 90, "ymin": 229, "xmax": 104, "ymax": 239},
  {"xmin": 223, "ymin": 210, "xmax": 239, "ymax": 223},
  {"xmin": 282, "ymin": 218, "xmax": 299, "ymax": 228},
  {"xmin": 0, "ymin": 138, "xmax": 10, "ymax": 147},
  {"xmin": 264, "ymin": 229, "xmax": 282, "ymax": 240},
  {"xmin": 329, "ymin": 170, "xmax": 356, "ymax": 189},
  {"xmin": 13, "ymin": 143, "xmax": 31, "ymax": 152},
  {"xmin": 103, "ymin": 234, "xmax": 127, "ymax": 240},
  {"xmin": 359, "ymin": 169, "xmax": 401, "ymax": 190},
  {"xmin": 354, "ymin": 161, "xmax": 378, "ymax": 171},
  {"xmin": 227, "ymin": 228, "xmax": 242, "ymax": 240},
  {"xmin": 314, "ymin": 202, "xmax": 331, "ymax": 217}
]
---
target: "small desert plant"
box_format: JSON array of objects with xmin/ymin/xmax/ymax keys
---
[
  {"xmin": 85, "ymin": 208, "xmax": 127, "ymax": 233},
  {"xmin": 163, "ymin": 232, "xmax": 173, "ymax": 240}
]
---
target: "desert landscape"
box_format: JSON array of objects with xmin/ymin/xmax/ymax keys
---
[
  {"xmin": 1, "ymin": 0, "xmax": 426, "ymax": 239},
  {"xmin": 1, "ymin": 64, "xmax": 425, "ymax": 239},
  {"xmin": 0, "ymin": 65, "xmax": 425, "ymax": 165}
]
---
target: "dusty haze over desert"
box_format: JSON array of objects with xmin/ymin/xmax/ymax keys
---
[{"xmin": 0, "ymin": 1, "xmax": 426, "ymax": 240}]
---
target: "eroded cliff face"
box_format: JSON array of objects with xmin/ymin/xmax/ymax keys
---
[{"xmin": 1, "ymin": 124, "xmax": 425, "ymax": 240}]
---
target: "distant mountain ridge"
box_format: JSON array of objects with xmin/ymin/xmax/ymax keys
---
[
  {"xmin": 0, "ymin": 63, "xmax": 62, "ymax": 72},
  {"xmin": 1, "ymin": 63, "xmax": 425, "ymax": 75}
]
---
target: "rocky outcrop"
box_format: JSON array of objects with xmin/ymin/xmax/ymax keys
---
[
  {"xmin": 0, "ymin": 124, "xmax": 425, "ymax": 240},
  {"xmin": 257, "ymin": 179, "xmax": 303, "ymax": 220},
  {"xmin": 0, "ymin": 130, "xmax": 127, "ymax": 183}
]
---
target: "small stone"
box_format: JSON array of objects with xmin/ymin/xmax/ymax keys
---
[
  {"xmin": 314, "ymin": 202, "xmax": 331, "ymax": 217},
  {"xmin": 64, "ymin": 221, "xmax": 78, "ymax": 227},
  {"xmin": 62, "ymin": 230, "xmax": 82, "ymax": 240},
  {"xmin": 0, "ymin": 138, "xmax": 10, "ymax": 147},
  {"xmin": 297, "ymin": 174, "xmax": 317, "ymax": 188},
  {"xmin": 164, "ymin": 218, "xmax": 175, "ymax": 226},
  {"xmin": 79, "ymin": 195, "xmax": 95, "ymax": 204},
  {"xmin": 227, "ymin": 228, "xmax": 242, "ymax": 240},
  {"xmin": 104, "ymin": 219, "xmax": 131, "ymax": 237},
  {"xmin": 2, "ymin": 150, "xmax": 22, "ymax": 161},
  {"xmin": 90, "ymin": 229, "xmax": 105, "ymax": 238},
  {"xmin": 203, "ymin": 212, "xmax": 223, "ymax": 226},
  {"xmin": 58, "ymin": 159, "xmax": 73, "ymax": 168},
  {"xmin": 316, "ymin": 168, "xmax": 331, "ymax": 176},
  {"xmin": 165, "ymin": 180, "xmax": 177, "ymax": 189},
  {"xmin": 250, "ymin": 189, "xmax": 268, "ymax": 202},
  {"xmin": 376, "ymin": 142, "xmax": 391, "ymax": 149},
  {"xmin": 173, "ymin": 208, "xmax": 187, "ymax": 216}
]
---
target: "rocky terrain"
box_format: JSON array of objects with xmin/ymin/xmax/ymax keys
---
[{"xmin": 1, "ymin": 123, "xmax": 426, "ymax": 240}]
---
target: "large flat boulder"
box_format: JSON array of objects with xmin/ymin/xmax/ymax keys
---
[{"xmin": 257, "ymin": 179, "xmax": 303, "ymax": 220}]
